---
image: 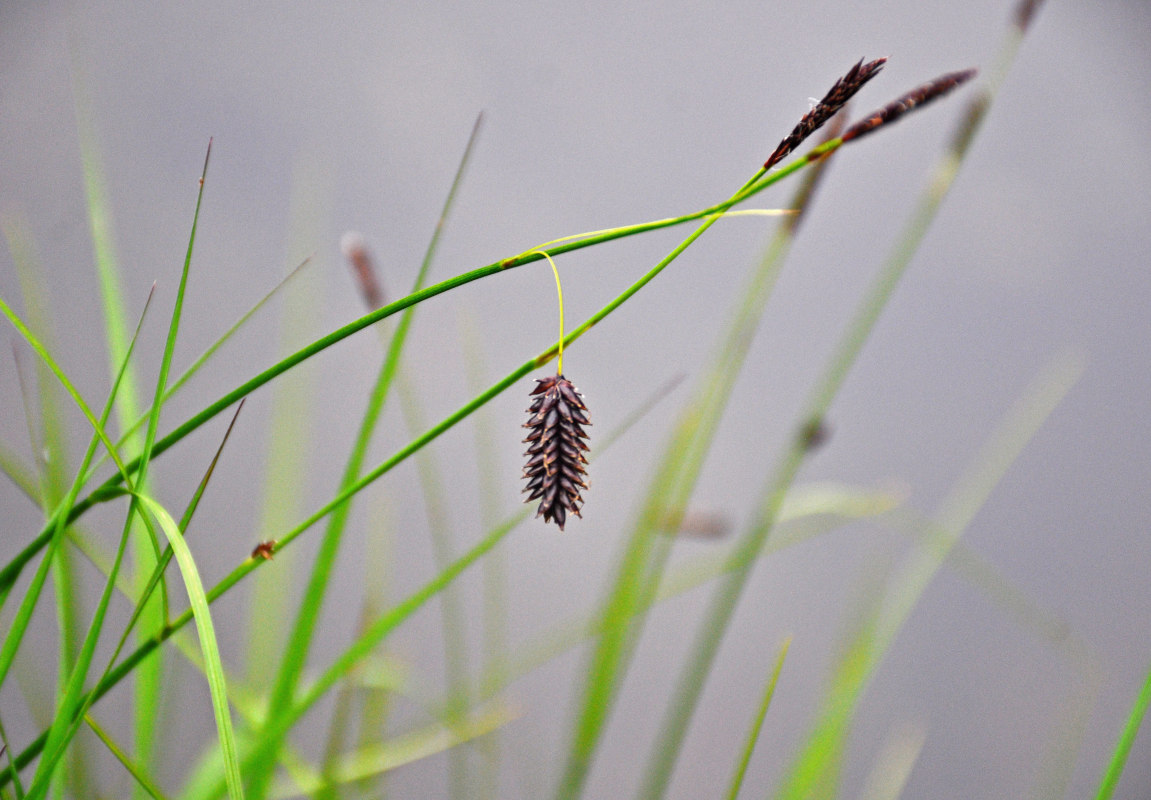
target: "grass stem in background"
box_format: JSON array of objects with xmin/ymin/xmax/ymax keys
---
[
  {"xmin": 724, "ymin": 637, "xmax": 791, "ymax": 800},
  {"xmin": 1093, "ymin": 655, "xmax": 1151, "ymax": 800}
]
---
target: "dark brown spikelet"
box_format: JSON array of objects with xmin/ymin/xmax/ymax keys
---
[
  {"xmin": 764, "ymin": 57, "xmax": 887, "ymax": 170},
  {"xmin": 522, "ymin": 374, "xmax": 590, "ymax": 530},
  {"xmin": 842, "ymin": 69, "xmax": 979, "ymax": 144},
  {"xmin": 340, "ymin": 231, "xmax": 385, "ymax": 309}
]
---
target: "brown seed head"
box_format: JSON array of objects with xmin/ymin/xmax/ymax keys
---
[
  {"xmin": 1014, "ymin": 0, "xmax": 1044, "ymax": 33},
  {"xmin": 340, "ymin": 231, "xmax": 385, "ymax": 309},
  {"xmin": 842, "ymin": 69, "xmax": 978, "ymax": 144},
  {"xmin": 765, "ymin": 57, "xmax": 888, "ymax": 170},
  {"xmin": 522, "ymin": 374, "xmax": 591, "ymax": 530}
]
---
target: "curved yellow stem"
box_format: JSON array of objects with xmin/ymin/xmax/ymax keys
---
[{"xmin": 527, "ymin": 249, "xmax": 565, "ymax": 374}]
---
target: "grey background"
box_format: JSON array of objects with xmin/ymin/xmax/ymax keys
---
[{"xmin": 1, "ymin": 0, "xmax": 1150, "ymax": 797}]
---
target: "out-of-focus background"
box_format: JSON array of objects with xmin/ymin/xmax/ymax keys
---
[{"xmin": 2, "ymin": 1, "xmax": 1150, "ymax": 797}]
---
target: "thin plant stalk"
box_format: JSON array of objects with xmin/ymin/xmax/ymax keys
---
[
  {"xmin": 559, "ymin": 119, "xmax": 841, "ymax": 800},
  {"xmin": 74, "ymin": 71, "xmax": 167, "ymax": 787},
  {"xmin": 724, "ymin": 637, "xmax": 791, "ymax": 800},
  {"xmin": 1093, "ymin": 656, "xmax": 1151, "ymax": 800},
  {"xmin": 28, "ymin": 142, "xmax": 211, "ymax": 797},
  {"xmin": 245, "ymin": 115, "xmax": 483, "ymax": 800},
  {"xmin": 634, "ymin": 62, "xmax": 994, "ymax": 800}
]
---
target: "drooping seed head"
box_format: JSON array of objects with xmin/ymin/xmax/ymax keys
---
[{"xmin": 522, "ymin": 374, "xmax": 591, "ymax": 530}]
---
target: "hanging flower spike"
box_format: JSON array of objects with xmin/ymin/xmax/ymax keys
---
[{"xmin": 523, "ymin": 373, "xmax": 591, "ymax": 530}]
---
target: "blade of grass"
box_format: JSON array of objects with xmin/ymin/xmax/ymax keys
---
[
  {"xmin": 0, "ymin": 283, "xmax": 153, "ymax": 703},
  {"xmin": 461, "ymin": 310, "xmax": 509, "ymax": 800},
  {"xmin": 724, "ymin": 636, "xmax": 792, "ymax": 800},
  {"xmin": 73, "ymin": 72, "xmax": 166, "ymax": 791},
  {"xmin": 270, "ymin": 704, "xmax": 515, "ymax": 799},
  {"xmin": 190, "ymin": 512, "xmax": 521, "ymax": 800},
  {"xmin": 83, "ymin": 714, "xmax": 171, "ymax": 800},
  {"xmin": 858, "ymin": 723, "xmax": 927, "ymax": 800},
  {"xmin": 774, "ymin": 567, "xmax": 888, "ymax": 800},
  {"xmin": 5, "ymin": 214, "xmax": 90, "ymax": 797},
  {"xmin": 247, "ymin": 114, "xmax": 483, "ymax": 800},
  {"xmin": 634, "ymin": 56, "xmax": 1002, "ymax": 800},
  {"xmin": 0, "ymin": 713, "xmax": 25, "ymax": 800},
  {"xmin": 135, "ymin": 494, "xmax": 245, "ymax": 800},
  {"xmin": 563, "ymin": 118, "xmax": 841, "ymax": 800},
  {"xmin": 1092, "ymin": 658, "xmax": 1151, "ymax": 800},
  {"xmin": 29, "ymin": 138, "xmax": 209, "ymax": 795}
]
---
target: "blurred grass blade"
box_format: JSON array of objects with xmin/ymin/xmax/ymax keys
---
[
  {"xmin": 555, "ymin": 155, "xmax": 782, "ymax": 800},
  {"xmin": 22, "ymin": 291, "xmax": 156, "ymax": 797},
  {"xmin": 482, "ymin": 486, "xmax": 898, "ymax": 702},
  {"xmin": 775, "ymin": 573, "xmax": 886, "ymax": 800},
  {"xmin": 190, "ymin": 514, "xmax": 520, "ymax": 800},
  {"xmin": 270, "ymin": 705, "xmax": 514, "ymax": 799},
  {"xmin": 858, "ymin": 723, "xmax": 927, "ymax": 800},
  {"xmin": 461, "ymin": 310, "xmax": 509, "ymax": 800},
  {"xmin": 243, "ymin": 159, "xmax": 327, "ymax": 701},
  {"xmin": 724, "ymin": 636, "xmax": 791, "ymax": 800},
  {"xmin": 769, "ymin": 355, "xmax": 1080, "ymax": 800},
  {"xmin": 136, "ymin": 493, "xmax": 245, "ymax": 800},
  {"xmin": 249, "ymin": 114, "xmax": 483, "ymax": 800},
  {"xmin": 597, "ymin": 121, "xmax": 842, "ymax": 800},
  {"xmin": 0, "ymin": 283, "xmax": 152, "ymax": 704},
  {"xmin": 0, "ymin": 437, "xmax": 41, "ymax": 508},
  {"xmin": 0, "ymin": 712, "xmax": 25, "ymax": 799},
  {"xmin": 3, "ymin": 213, "xmax": 87, "ymax": 794},
  {"xmin": 84, "ymin": 714, "xmax": 171, "ymax": 800},
  {"xmin": 875, "ymin": 352, "xmax": 1083, "ymax": 657},
  {"xmin": 73, "ymin": 72, "xmax": 166, "ymax": 795},
  {"xmin": 1093, "ymin": 656, "xmax": 1151, "ymax": 800},
  {"xmin": 636, "ymin": 20, "xmax": 1036, "ymax": 796},
  {"xmin": 112, "ymin": 257, "xmax": 313, "ymax": 450}
]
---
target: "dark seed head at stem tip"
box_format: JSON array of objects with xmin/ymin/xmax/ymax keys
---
[
  {"xmin": 764, "ymin": 56, "xmax": 887, "ymax": 170},
  {"xmin": 522, "ymin": 374, "xmax": 591, "ymax": 531},
  {"xmin": 842, "ymin": 69, "xmax": 979, "ymax": 144}
]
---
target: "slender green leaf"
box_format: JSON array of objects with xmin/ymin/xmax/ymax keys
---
[
  {"xmin": 136, "ymin": 494, "xmax": 245, "ymax": 800},
  {"xmin": 725, "ymin": 637, "xmax": 791, "ymax": 800},
  {"xmin": 83, "ymin": 715, "xmax": 171, "ymax": 800},
  {"xmin": 0, "ymin": 284, "xmax": 152, "ymax": 704},
  {"xmin": 0, "ymin": 712, "xmax": 25, "ymax": 799},
  {"xmin": 858, "ymin": 724, "xmax": 927, "ymax": 800},
  {"xmin": 633, "ymin": 125, "xmax": 842, "ymax": 800},
  {"xmin": 270, "ymin": 704, "xmax": 515, "ymax": 799},
  {"xmin": 636, "ymin": 42, "xmax": 1010, "ymax": 800},
  {"xmin": 1093, "ymin": 656, "xmax": 1151, "ymax": 800},
  {"xmin": 250, "ymin": 114, "xmax": 484, "ymax": 800}
]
